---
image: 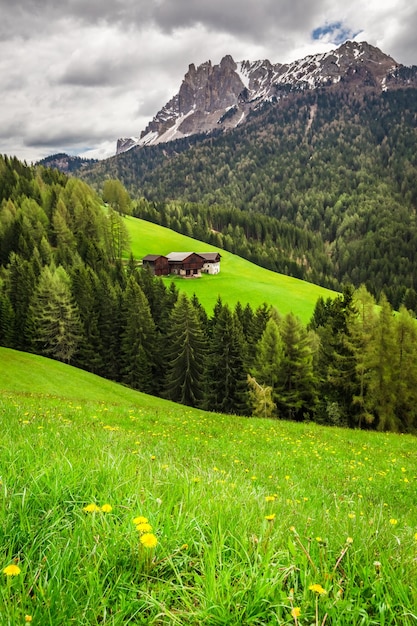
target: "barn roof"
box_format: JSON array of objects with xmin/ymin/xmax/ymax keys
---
[
  {"xmin": 142, "ymin": 254, "xmax": 166, "ymax": 262},
  {"xmin": 166, "ymin": 252, "xmax": 204, "ymax": 262},
  {"xmin": 199, "ymin": 252, "xmax": 221, "ymax": 261}
]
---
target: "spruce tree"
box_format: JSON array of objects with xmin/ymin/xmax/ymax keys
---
[
  {"xmin": 276, "ymin": 312, "xmax": 317, "ymax": 421},
  {"xmin": 27, "ymin": 264, "xmax": 83, "ymax": 363},
  {"xmin": 203, "ymin": 304, "xmax": 249, "ymax": 414},
  {"xmin": 163, "ymin": 293, "xmax": 206, "ymax": 406},
  {"xmin": 120, "ymin": 276, "xmax": 157, "ymax": 393}
]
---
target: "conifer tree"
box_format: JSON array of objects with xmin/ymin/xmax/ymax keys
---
[
  {"xmin": 252, "ymin": 317, "xmax": 283, "ymax": 406},
  {"xmin": 27, "ymin": 264, "xmax": 83, "ymax": 363},
  {"xmin": 276, "ymin": 312, "xmax": 317, "ymax": 420},
  {"xmin": 366, "ymin": 294, "xmax": 398, "ymax": 431},
  {"xmin": 120, "ymin": 276, "xmax": 157, "ymax": 393},
  {"xmin": 203, "ymin": 304, "xmax": 249, "ymax": 414},
  {"xmin": 164, "ymin": 293, "xmax": 206, "ymax": 406}
]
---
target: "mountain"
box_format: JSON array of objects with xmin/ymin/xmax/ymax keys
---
[
  {"xmin": 116, "ymin": 40, "xmax": 416, "ymax": 154},
  {"xmin": 37, "ymin": 153, "xmax": 97, "ymax": 172}
]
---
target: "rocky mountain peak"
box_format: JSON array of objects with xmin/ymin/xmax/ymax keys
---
[{"xmin": 116, "ymin": 41, "xmax": 414, "ymax": 154}]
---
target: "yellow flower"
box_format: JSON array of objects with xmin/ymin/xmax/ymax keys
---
[
  {"xmin": 309, "ymin": 583, "xmax": 327, "ymax": 595},
  {"xmin": 348, "ymin": 513, "xmax": 355, "ymax": 519},
  {"xmin": 389, "ymin": 518, "xmax": 398, "ymax": 525},
  {"xmin": 133, "ymin": 516, "xmax": 148, "ymax": 525},
  {"xmin": 136, "ymin": 522, "xmax": 152, "ymax": 533},
  {"xmin": 316, "ymin": 536, "xmax": 323, "ymax": 542},
  {"xmin": 265, "ymin": 514, "xmax": 276, "ymax": 522},
  {"xmin": 265, "ymin": 495, "xmax": 275, "ymax": 502},
  {"xmin": 291, "ymin": 607, "xmax": 301, "ymax": 618},
  {"xmin": 140, "ymin": 533, "xmax": 158, "ymax": 548},
  {"xmin": 414, "ymin": 532, "xmax": 417, "ymax": 541},
  {"xmin": 3, "ymin": 564, "xmax": 21, "ymax": 576},
  {"xmin": 83, "ymin": 503, "xmax": 100, "ymax": 513},
  {"xmin": 25, "ymin": 617, "xmax": 33, "ymax": 623},
  {"xmin": 346, "ymin": 537, "xmax": 354, "ymax": 544},
  {"xmin": 101, "ymin": 504, "xmax": 112, "ymax": 513}
]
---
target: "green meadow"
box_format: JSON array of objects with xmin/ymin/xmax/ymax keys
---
[
  {"xmin": 126, "ymin": 217, "xmax": 336, "ymax": 324},
  {"xmin": 1, "ymin": 347, "xmax": 417, "ymax": 625}
]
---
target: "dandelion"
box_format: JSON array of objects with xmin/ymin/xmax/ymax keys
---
[
  {"xmin": 389, "ymin": 518, "xmax": 398, "ymax": 525},
  {"xmin": 3, "ymin": 564, "xmax": 21, "ymax": 576},
  {"xmin": 265, "ymin": 514, "xmax": 276, "ymax": 522},
  {"xmin": 348, "ymin": 513, "xmax": 355, "ymax": 519},
  {"xmin": 133, "ymin": 516, "xmax": 148, "ymax": 524},
  {"xmin": 83, "ymin": 503, "xmax": 100, "ymax": 513},
  {"xmin": 316, "ymin": 536, "xmax": 323, "ymax": 543},
  {"xmin": 265, "ymin": 495, "xmax": 275, "ymax": 502},
  {"xmin": 140, "ymin": 533, "xmax": 158, "ymax": 549},
  {"xmin": 346, "ymin": 537, "xmax": 353, "ymax": 544},
  {"xmin": 101, "ymin": 504, "xmax": 112, "ymax": 513},
  {"xmin": 309, "ymin": 583, "xmax": 327, "ymax": 595},
  {"xmin": 25, "ymin": 617, "xmax": 33, "ymax": 623},
  {"xmin": 291, "ymin": 607, "xmax": 301, "ymax": 618},
  {"xmin": 136, "ymin": 522, "xmax": 152, "ymax": 533}
]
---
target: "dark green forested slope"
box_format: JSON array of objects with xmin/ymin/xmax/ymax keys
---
[
  {"xmin": 81, "ymin": 86, "xmax": 417, "ymax": 308},
  {"xmin": 3, "ymin": 155, "xmax": 417, "ymax": 433}
]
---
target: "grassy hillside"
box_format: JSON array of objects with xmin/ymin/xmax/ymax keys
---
[
  {"xmin": 126, "ymin": 217, "xmax": 336, "ymax": 324},
  {"xmin": 1, "ymin": 348, "xmax": 417, "ymax": 625}
]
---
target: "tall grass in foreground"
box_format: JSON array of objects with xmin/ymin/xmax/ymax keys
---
[{"xmin": 1, "ymin": 387, "xmax": 417, "ymax": 624}]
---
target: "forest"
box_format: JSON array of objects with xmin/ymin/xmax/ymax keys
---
[
  {"xmin": 2, "ymin": 155, "xmax": 417, "ymax": 433},
  {"xmin": 78, "ymin": 85, "xmax": 417, "ymax": 310}
]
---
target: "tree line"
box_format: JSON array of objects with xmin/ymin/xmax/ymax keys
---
[{"xmin": 2, "ymin": 156, "xmax": 417, "ymax": 432}]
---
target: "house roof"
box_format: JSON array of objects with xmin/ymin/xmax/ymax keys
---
[
  {"xmin": 166, "ymin": 252, "xmax": 204, "ymax": 262},
  {"xmin": 142, "ymin": 254, "xmax": 167, "ymax": 262},
  {"xmin": 199, "ymin": 252, "xmax": 221, "ymax": 262}
]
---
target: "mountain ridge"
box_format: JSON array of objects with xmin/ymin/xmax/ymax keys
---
[{"xmin": 117, "ymin": 40, "xmax": 415, "ymax": 154}]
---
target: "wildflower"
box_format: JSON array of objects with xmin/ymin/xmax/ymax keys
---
[
  {"xmin": 389, "ymin": 518, "xmax": 398, "ymax": 525},
  {"xmin": 25, "ymin": 617, "xmax": 33, "ymax": 623},
  {"xmin": 265, "ymin": 495, "xmax": 275, "ymax": 502},
  {"xmin": 414, "ymin": 532, "xmax": 417, "ymax": 541},
  {"xmin": 133, "ymin": 516, "xmax": 148, "ymax": 524},
  {"xmin": 101, "ymin": 504, "xmax": 112, "ymax": 513},
  {"xmin": 373, "ymin": 561, "xmax": 382, "ymax": 569},
  {"xmin": 140, "ymin": 533, "xmax": 158, "ymax": 548},
  {"xmin": 136, "ymin": 522, "xmax": 152, "ymax": 533},
  {"xmin": 265, "ymin": 514, "xmax": 276, "ymax": 521},
  {"xmin": 291, "ymin": 607, "xmax": 301, "ymax": 618},
  {"xmin": 83, "ymin": 503, "xmax": 100, "ymax": 513},
  {"xmin": 309, "ymin": 583, "xmax": 327, "ymax": 595},
  {"xmin": 181, "ymin": 544, "xmax": 188, "ymax": 550},
  {"xmin": 346, "ymin": 537, "xmax": 354, "ymax": 544},
  {"xmin": 290, "ymin": 526, "xmax": 296, "ymax": 532},
  {"xmin": 3, "ymin": 564, "xmax": 21, "ymax": 576},
  {"xmin": 316, "ymin": 536, "xmax": 323, "ymax": 542},
  {"xmin": 348, "ymin": 513, "xmax": 355, "ymax": 519}
]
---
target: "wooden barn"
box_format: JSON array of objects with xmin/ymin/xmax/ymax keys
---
[
  {"xmin": 142, "ymin": 254, "xmax": 169, "ymax": 276},
  {"xmin": 166, "ymin": 252, "xmax": 205, "ymax": 277}
]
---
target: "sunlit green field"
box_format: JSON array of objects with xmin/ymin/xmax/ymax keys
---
[
  {"xmin": 1, "ymin": 348, "xmax": 417, "ymax": 625},
  {"xmin": 126, "ymin": 217, "xmax": 336, "ymax": 324}
]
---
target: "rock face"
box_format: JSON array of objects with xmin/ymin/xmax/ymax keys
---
[{"xmin": 117, "ymin": 41, "xmax": 416, "ymax": 154}]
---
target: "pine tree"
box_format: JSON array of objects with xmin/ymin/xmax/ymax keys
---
[
  {"xmin": 276, "ymin": 312, "xmax": 317, "ymax": 420},
  {"xmin": 27, "ymin": 264, "xmax": 83, "ymax": 363},
  {"xmin": 252, "ymin": 317, "xmax": 283, "ymax": 407},
  {"xmin": 366, "ymin": 294, "xmax": 398, "ymax": 431},
  {"xmin": 120, "ymin": 276, "xmax": 157, "ymax": 393},
  {"xmin": 164, "ymin": 293, "xmax": 206, "ymax": 406},
  {"xmin": 203, "ymin": 304, "xmax": 249, "ymax": 414}
]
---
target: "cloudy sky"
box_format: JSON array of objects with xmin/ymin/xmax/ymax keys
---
[{"xmin": 1, "ymin": 0, "xmax": 416, "ymax": 163}]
